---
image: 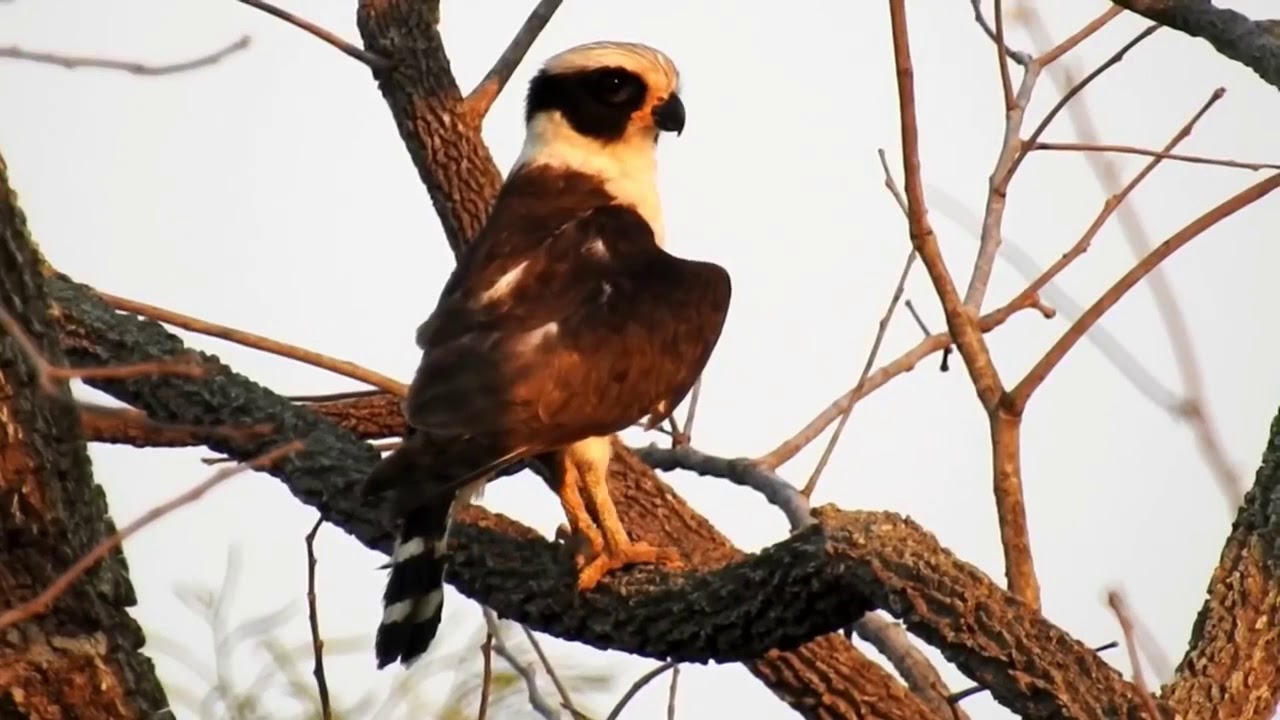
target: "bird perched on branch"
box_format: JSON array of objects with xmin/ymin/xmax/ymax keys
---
[{"xmin": 362, "ymin": 41, "xmax": 733, "ymax": 669}]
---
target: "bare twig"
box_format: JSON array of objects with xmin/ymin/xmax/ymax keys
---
[
  {"xmin": 1003, "ymin": 24, "xmax": 1161, "ymax": 185},
  {"xmin": 755, "ymin": 293, "xmax": 1044, "ymax": 470},
  {"xmin": 477, "ymin": 632, "xmax": 494, "ymax": 720},
  {"xmin": 802, "ymin": 245, "xmax": 914, "ymax": 497},
  {"xmin": 1011, "ymin": 173, "xmax": 1280, "ymax": 408},
  {"xmin": 1023, "ymin": 4, "xmax": 1245, "ymax": 505},
  {"xmin": 235, "ymin": 0, "xmax": 390, "ymax": 69},
  {"xmin": 0, "ymin": 304, "xmax": 205, "ymax": 395},
  {"xmin": 304, "ymin": 515, "xmax": 332, "ymax": 720},
  {"xmin": 483, "ymin": 610, "xmax": 560, "ymax": 720},
  {"xmin": 464, "ymin": 0, "xmax": 564, "ymax": 120},
  {"xmin": 992, "ymin": 0, "xmax": 1015, "ymax": 110},
  {"xmin": 1031, "ymin": 141, "xmax": 1280, "ymax": 172},
  {"xmin": 969, "ymin": 0, "xmax": 1032, "ymax": 64},
  {"xmin": 1106, "ymin": 591, "xmax": 1162, "ymax": 720},
  {"xmin": 0, "ymin": 37, "xmax": 251, "ymax": 75},
  {"xmin": 854, "ymin": 614, "xmax": 967, "ymax": 720},
  {"xmin": 100, "ymin": 291, "xmax": 407, "ymax": 396},
  {"xmin": 605, "ymin": 661, "xmax": 678, "ymax": 720},
  {"xmin": 0, "ymin": 441, "xmax": 303, "ymax": 630},
  {"xmin": 679, "ymin": 377, "xmax": 703, "ymax": 447},
  {"xmin": 904, "ymin": 299, "xmax": 931, "ymax": 337},
  {"xmin": 1036, "ymin": 6, "xmax": 1124, "ymax": 67},
  {"xmin": 519, "ymin": 625, "xmax": 579, "ymax": 716},
  {"xmin": 667, "ymin": 665, "xmax": 679, "ymax": 720},
  {"xmin": 635, "ymin": 444, "xmax": 814, "ymax": 531}
]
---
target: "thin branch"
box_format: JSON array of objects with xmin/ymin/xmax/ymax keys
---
[
  {"xmin": 0, "ymin": 441, "xmax": 303, "ymax": 630},
  {"xmin": 1036, "ymin": 6, "xmax": 1124, "ymax": 67},
  {"xmin": 1011, "ymin": 173, "xmax": 1280, "ymax": 408},
  {"xmin": 1106, "ymin": 591, "xmax": 1162, "ymax": 720},
  {"xmin": 519, "ymin": 625, "xmax": 579, "ymax": 716},
  {"xmin": 477, "ymin": 632, "xmax": 494, "ymax": 720},
  {"xmin": 99, "ymin": 291, "xmax": 407, "ymax": 396},
  {"xmin": 755, "ymin": 293, "xmax": 1045, "ymax": 470},
  {"xmin": 483, "ymin": 610, "xmax": 559, "ymax": 720},
  {"xmin": 992, "ymin": 0, "xmax": 1015, "ymax": 110},
  {"xmin": 0, "ymin": 304, "xmax": 205, "ymax": 395},
  {"xmin": 0, "ymin": 36, "xmax": 251, "ymax": 75},
  {"xmin": 1031, "ymin": 141, "xmax": 1279, "ymax": 172},
  {"xmin": 1021, "ymin": 8, "xmax": 1243, "ymax": 506},
  {"xmin": 605, "ymin": 661, "xmax": 678, "ymax": 720},
  {"xmin": 1003, "ymin": 24, "xmax": 1161, "ymax": 185},
  {"xmin": 235, "ymin": 0, "xmax": 391, "ymax": 70},
  {"xmin": 304, "ymin": 515, "xmax": 332, "ymax": 720},
  {"xmin": 679, "ymin": 377, "xmax": 703, "ymax": 447},
  {"xmin": 464, "ymin": 0, "xmax": 564, "ymax": 120},
  {"xmin": 969, "ymin": 0, "xmax": 1032, "ymax": 64},
  {"xmin": 635, "ymin": 444, "xmax": 814, "ymax": 532},
  {"xmin": 904, "ymin": 299, "xmax": 932, "ymax": 337},
  {"xmin": 854, "ymin": 614, "xmax": 968, "ymax": 720},
  {"xmin": 667, "ymin": 665, "xmax": 679, "ymax": 720},
  {"xmin": 802, "ymin": 245, "xmax": 914, "ymax": 497}
]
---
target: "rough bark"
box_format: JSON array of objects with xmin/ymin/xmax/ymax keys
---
[
  {"xmin": 0, "ymin": 155, "xmax": 171, "ymax": 717},
  {"xmin": 1110, "ymin": 0, "xmax": 1280, "ymax": 91},
  {"xmin": 1161, "ymin": 405, "xmax": 1280, "ymax": 719}
]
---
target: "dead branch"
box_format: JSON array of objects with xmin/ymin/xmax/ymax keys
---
[
  {"xmin": 968, "ymin": 0, "xmax": 1032, "ymax": 64},
  {"xmin": 1002, "ymin": 88, "xmax": 1225, "ymax": 347},
  {"xmin": 666, "ymin": 665, "xmax": 679, "ymax": 719},
  {"xmin": 0, "ymin": 441, "xmax": 302, "ymax": 631},
  {"xmin": 235, "ymin": 0, "xmax": 390, "ymax": 69},
  {"xmin": 992, "ymin": 0, "xmax": 1014, "ymax": 110},
  {"xmin": 756, "ymin": 293, "xmax": 1044, "ymax": 470},
  {"xmin": 1037, "ymin": 6, "xmax": 1123, "ymax": 67},
  {"xmin": 519, "ymin": 625, "xmax": 581, "ymax": 717},
  {"xmin": 1107, "ymin": 590, "xmax": 1162, "ymax": 719},
  {"xmin": 304, "ymin": 516, "xmax": 332, "ymax": 720},
  {"xmin": 477, "ymin": 631, "xmax": 494, "ymax": 720},
  {"xmin": 0, "ymin": 37, "xmax": 251, "ymax": 75},
  {"xmin": 1031, "ymin": 142, "xmax": 1280, "ymax": 171},
  {"xmin": 463, "ymin": 0, "xmax": 565, "ymax": 120},
  {"xmin": 1108, "ymin": 0, "xmax": 1280, "ymax": 90},
  {"xmin": 484, "ymin": 610, "xmax": 560, "ymax": 720},
  {"xmin": 803, "ymin": 245, "xmax": 914, "ymax": 497},
  {"xmin": 101, "ymin": 291, "xmax": 406, "ymax": 396},
  {"xmin": 1011, "ymin": 173, "xmax": 1280, "ymax": 410},
  {"xmin": 635, "ymin": 444, "xmax": 814, "ymax": 531},
  {"xmin": 606, "ymin": 661, "xmax": 678, "ymax": 720}
]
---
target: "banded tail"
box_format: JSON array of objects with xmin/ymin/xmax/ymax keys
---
[{"xmin": 374, "ymin": 499, "xmax": 453, "ymax": 668}]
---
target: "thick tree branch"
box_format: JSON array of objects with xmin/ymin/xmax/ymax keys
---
[
  {"xmin": 446, "ymin": 504, "xmax": 1166, "ymax": 720},
  {"xmin": 1110, "ymin": 0, "xmax": 1280, "ymax": 91}
]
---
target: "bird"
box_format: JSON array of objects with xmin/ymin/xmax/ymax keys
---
[{"xmin": 361, "ymin": 40, "xmax": 733, "ymax": 670}]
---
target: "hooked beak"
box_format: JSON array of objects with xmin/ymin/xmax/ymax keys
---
[{"xmin": 651, "ymin": 93, "xmax": 686, "ymax": 136}]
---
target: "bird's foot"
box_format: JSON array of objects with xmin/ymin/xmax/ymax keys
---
[
  {"xmin": 556, "ymin": 523, "xmax": 606, "ymax": 570},
  {"xmin": 575, "ymin": 540, "xmax": 682, "ymax": 592}
]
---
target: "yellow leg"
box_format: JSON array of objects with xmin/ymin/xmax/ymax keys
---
[
  {"xmin": 551, "ymin": 451, "xmax": 604, "ymax": 567},
  {"xmin": 566, "ymin": 437, "xmax": 681, "ymax": 591}
]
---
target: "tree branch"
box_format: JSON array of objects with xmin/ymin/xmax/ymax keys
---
[
  {"xmin": 0, "ymin": 37, "xmax": 251, "ymax": 75},
  {"xmin": 1110, "ymin": 0, "xmax": 1280, "ymax": 91},
  {"xmin": 463, "ymin": 0, "xmax": 565, "ymax": 121}
]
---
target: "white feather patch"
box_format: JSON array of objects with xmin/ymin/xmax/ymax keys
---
[
  {"xmin": 382, "ymin": 599, "xmax": 414, "ymax": 624},
  {"xmin": 480, "ymin": 260, "xmax": 530, "ymax": 303},
  {"xmin": 392, "ymin": 537, "xmax": 426, "ymax": 563}
]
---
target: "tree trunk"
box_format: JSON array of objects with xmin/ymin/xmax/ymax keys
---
[{"xmin": 0, "ymin": 152, "xmax": 171, "ymax": 719}]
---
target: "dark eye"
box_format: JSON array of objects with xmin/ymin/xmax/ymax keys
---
[{"xmin": 587, "ymin": 70, "xmax": 644, "ymax": 106}]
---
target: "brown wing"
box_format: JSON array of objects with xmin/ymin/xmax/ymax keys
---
[{"xmin": 397, "ymin": 203, "xmax": 731, "ymax": 497}]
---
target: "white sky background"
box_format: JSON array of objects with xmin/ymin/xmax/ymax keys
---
[{"xmin": 5, "ymin": 0, "xmax": 1280, "ymax": 718}]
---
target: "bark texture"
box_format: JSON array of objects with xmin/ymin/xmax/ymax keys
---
[
  {"xmin": 1161, "ymin": 406, "xmax": 1280, "ymax": 718},
  {"xmin": 1110, "ymin": 0, "xmax": 1280, "ymax": 90},
  {"xmin": 0, "ymin": 155, "xmax": 171, "ymax": 718}
]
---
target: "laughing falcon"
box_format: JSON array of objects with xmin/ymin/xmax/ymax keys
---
[{"xmin": 362, "ymin": 41, "xmax": 733, "ymax": 669}]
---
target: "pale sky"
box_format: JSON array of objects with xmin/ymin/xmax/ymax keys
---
[{"xmin": 5, "ymin": 1, "xmax": 1280, "ymax": 718}]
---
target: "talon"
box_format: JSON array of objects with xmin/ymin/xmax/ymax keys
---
[{"xmin": 575, "ymin": 540, "xmax": 681, "ymax": 591}]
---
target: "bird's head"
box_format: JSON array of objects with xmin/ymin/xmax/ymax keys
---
[{"xmin": 515, "ymin": 41, "xmax": 684, "ymax": 243}]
